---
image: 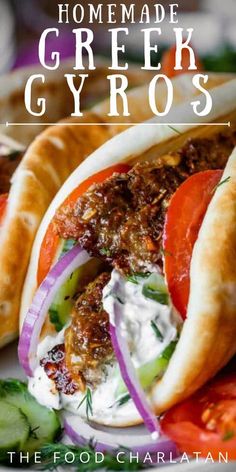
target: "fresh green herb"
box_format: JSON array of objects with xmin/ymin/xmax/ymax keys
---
[
  {"xmin": 222, "ymin": 430, "xmax": 235, "ymax": 442},
  {"xmin": 116, "ymin": 295, "xmax": 125, "ymax": 305},
  {"xmin": 100, "ymin": 248, "xmax": 111, "ymax": 257},
  {"xmin": 212, "ymin": 176, "xmax": 231, "ymax": 194},
  {"xmin": 150, "ymin": 320, "xmax": 164, "ymax": 342},
  {"xmin": 39, "ymin": 443, "xmax": 145, "ymax": 471},
  {"xmin": 116, "ymin": 393, "xmax": 131, "ymax": 407},
  {"xmin": 142, "ymin": 273, "xmax": 169, "ymax": 305},
  {"xmin": 77, "ymin": 388, "xmax": 93, "ymax": 420},
  {"xmin": 29, "ymin": 426, "xmax": 40, "ymax": 440},
  {"xmin": 114, "ymin": 294, "xmax": 125, "ymax": 304},
  {"xmin": 104, "ymin": 291, "xmax": 125, "ymax": 304},
  {"xmin": 168, "ymin": 125, "xmax": 182, "ymax": 135},
  {"xmin": 126, "ymin": 272, "xmax": 150, "ymax": 285}
]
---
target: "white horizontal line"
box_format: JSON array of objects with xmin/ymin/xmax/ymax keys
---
[{"xmin": 4, "ymin": 121, "xmax": 231, "ymax": 127}]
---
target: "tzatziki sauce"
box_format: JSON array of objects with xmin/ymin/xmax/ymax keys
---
[{"xmin": 29, "ymin": 269, "xmax": 181, "ymax": 424}]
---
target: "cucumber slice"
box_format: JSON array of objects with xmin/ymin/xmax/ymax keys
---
[
  {"xmin": 49, "ymin": 238, "xmax": 103, "ymax": 331},
  {"xmin": 0, "ymin": 400, "xmax": 29, "ymax": 458},
  {"xmin": 116, "ymin": 341, "xmax": 177, "ymax": 397},
  {"xmin": 49, "ymin": 268, "xmax": 81, "ymax": 331},
  {"xmin": 49, "ymin": 239, "xmax": 77, "ymax": 331},
  {"xmin": 142, "ymin": 273, "xmax": 169, "ymax": 305},
  {"xmin": 0, "ymin": 380, "xmax": 61, "ymax": 454}
]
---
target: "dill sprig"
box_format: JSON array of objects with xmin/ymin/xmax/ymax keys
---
[
  {"xmin": 39, "ymin": 443, "xmax": 145, "ymax": 471},
  {"xmin": 150, "ymin": 320, "xmax": 164, "ymax": 342},
  {"xmin": 116, "ymin": 393, "xmax": 131, "ymax": 407},
  {"xmin": 77, "ymin": 388, "xmax": 93, "ymax": 420}
]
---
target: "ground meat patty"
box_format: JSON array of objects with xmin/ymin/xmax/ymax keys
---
[
  {"xmin": 54, "ymin": 128, "xmax": 236, "ymax": 275},
  {"xmin": 64, "ymin": 272, "xmax": 113, "ymax": 388}
]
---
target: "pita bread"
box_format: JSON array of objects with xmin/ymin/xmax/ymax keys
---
[
  {"xmin": 20, "ymin": 78, "xmax": 236, "ymax": 425},
  {"xmin": 0, "ymin": 61, "xmax": 158, "ymax": 348}
]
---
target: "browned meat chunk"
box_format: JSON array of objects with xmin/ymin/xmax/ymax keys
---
[
  {"xmin": 54, "ymin": 129, "xmax": 236, "ymax": 274},
  {"xmin": 64, "ymin": 272, "xmax": 113, "ymax": 388},
  {"xmin": 40, "ymin": 344, "xmax": 80, "ymax": 395}
]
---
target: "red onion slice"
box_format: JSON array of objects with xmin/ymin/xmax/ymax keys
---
[
  {"xmin": 64, "ymin": 414, "xmax": 179, "ymax": 459},
  {"xmin": 109, "ymin": 300, "xmax": 161, "ymax": 439},
  {"xmin": 18, "ymin": 245, "xmax": 90, "ymax": 377}
]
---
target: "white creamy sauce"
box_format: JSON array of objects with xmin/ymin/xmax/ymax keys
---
[
  {"xmin": 29, "ymin": 270, "xmax": 180, "ymax": 423},
  {"xmin": 29, "ymin": 357, "xmax": 140, "ymax": 422},
  {"xmin": 29, "ymin": 366, "xmax": 61, "ymax": 410},
  {"xmin": 103, "ymin": 270, "xmax": 178, "ymax": 367},
  {"xmin": 28, "ymin": 328, "xmax": 66, "ymax": 410}
]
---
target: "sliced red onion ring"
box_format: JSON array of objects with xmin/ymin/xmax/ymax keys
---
[
  {"xmin": 64, "ymin": 414, "xmax": 179, "ymax": 459},
  {"xmin": 18, "ymin": 245, "xmax": 90, "ymax": 377},
  {"xmin": 109, "ymin": 298, "xmax": 161, "ymax": 440}
]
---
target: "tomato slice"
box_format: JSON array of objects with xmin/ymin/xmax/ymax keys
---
[
  {"xmin": 162, "ymin": 44, "xmax": 203, "ymax": 78},
  {"xmin": 161, "ymin": 372, "xmax": 236, "ymax": 460},
  {"xmin": 163, "ymin": 170, "xmax": 223, "ymax": 319},
  {"xmin": 37, "ymin": 164, "xmax": 130, "ymax": 285},
  {"xmin": 0, "ymin": 193, "xmax": 8, "ymax": 224}
]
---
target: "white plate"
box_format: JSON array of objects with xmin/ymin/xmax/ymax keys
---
[{"xmin": 0, "ymin": 342, "xmax": 234, "ymax": 471}]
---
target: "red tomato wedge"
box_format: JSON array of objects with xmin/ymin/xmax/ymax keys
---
[
  {"xmin": 162, "ymin": 44, "xmax": 203, "ymax": 78},
  {"xmin": 37, "ymin": 164, "xmax": 130, "ymax": 285},
  {"xmin": 161, "ymin": 372, "xmax": 236, "ymax": 460},
  {"xmin": 0, "ymin": 193, "xmax": 8, "ymax": 224},
  {"xmin": 163, "ymin": 170, "xmax": 223, "ymax": 319}
]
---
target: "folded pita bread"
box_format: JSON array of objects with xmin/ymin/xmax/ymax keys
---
[
  {"xmin": 21, "ymin": 77, "xmax": 236, "ymax": 424},
  {"xmin": 0, "ymin": 61, "xmax": 157, "ymax": 348}
]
